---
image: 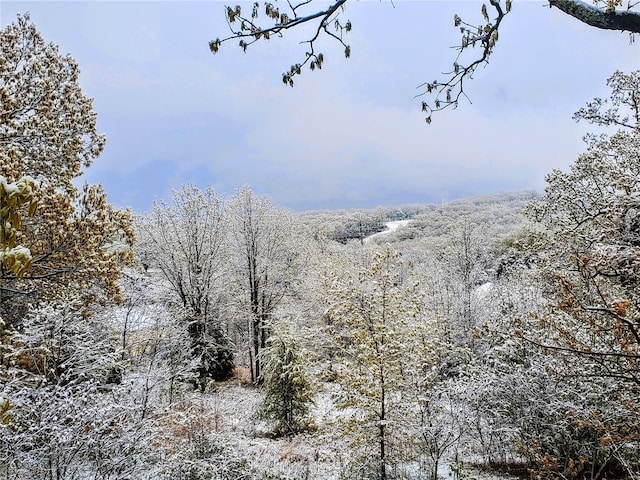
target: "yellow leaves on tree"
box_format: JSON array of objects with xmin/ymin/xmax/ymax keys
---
[
  {"xmin": 0, "ymin": 15, "xmax": 133, "ymax": 320},
  {"xmin": 0, "ymin": 175, "xmax": 37, "ymax": 278},
  {"xmin": 0, "ymin": 14, "xmax": 105, "ymax": 195}
]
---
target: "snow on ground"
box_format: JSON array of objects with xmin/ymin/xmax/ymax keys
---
[
  {"xmin": 364, "ymin": 220, "xmax": 411, "ymax": 243},
  {"xmin": 193, "ymin": 381, "xmax": 344, "ymax": 479},
  {"xmin": 190, "ymin": 380, "xmax": 520, "ymax": 480}
]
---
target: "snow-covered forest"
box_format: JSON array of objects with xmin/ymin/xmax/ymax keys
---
[{"xmin": 2, "ymin": 14, "xmax": 640, "ymax": 480}]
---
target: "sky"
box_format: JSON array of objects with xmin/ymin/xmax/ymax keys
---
[{"xmin": 1, "ymin": 1, "xmax": 638, "ymax": 213}]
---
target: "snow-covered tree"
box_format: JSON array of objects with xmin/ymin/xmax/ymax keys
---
[
  {"xmin": 513, "ymin": 70, "xmax": 640, "ymax": 478},
  {"xmin": 138, "ymin": 184, "xmax": 234, "ymax": 386},
  {"xmin": 525, "ymin": 73, "xmax": 640, "ymax": 385},
  {"xmin": 258, "ymin": 320, "xmax": 314, "ymax": 437},
  {"xmin": 0, "ymin": 302, "xmax": 152, "ymax": 479},
  {"xmin": 0, "ymin": 14, "xmax": 104, "ymax": 194},
  {"xmin": 325, "ymin": 245, "xmax": 442, "ymax": 479},
  {"xmin": 227, "ymin": 186, "xmax": 303, "ymax": 384},
  {"xmin": 113, "ymin": 267, "xmax": 197, "ymax": 411},
  {"xmin": 0, "ymin": 15, "xmax": 133, "ymax": 323},
  {"xmin": 0, "ymin": 16, "xmax": 148, "ymax": 477}
]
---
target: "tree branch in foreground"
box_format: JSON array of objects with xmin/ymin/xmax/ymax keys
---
[
  {"xmin": 417, "ymin": 0, "xmax": 510, "ymax": 123},
  {"xmin": 550, "ymin": 0, "xmax": 640, "ymax": 33},
  {"xmin": 210, "ymin": 1, "xmax": 639, "ymax": 123},
  {"xmin": 209, "ymin": 0, "xmax": 350, "ymax": 86}
]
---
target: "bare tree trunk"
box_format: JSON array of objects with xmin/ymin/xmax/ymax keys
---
[
  {"xmin": 248, "ymin": 316, "xmax": 255, "ymax": 384},
  {"xmin": 379, "ymin": 423, "xmax": 387, "ymax": 480},
  {"xmin": 252, "ymin": 316, "xmax": 261, "ymax": 383},
  {"xmin": 379, "ymin": 370, "xmax": 387, "ymax": 480}
]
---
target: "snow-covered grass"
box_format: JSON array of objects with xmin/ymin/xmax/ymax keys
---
[{"xmin": 142, "ymin": 375, "xmax": 522, "ymax": 480}]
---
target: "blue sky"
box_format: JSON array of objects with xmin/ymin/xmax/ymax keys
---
[{"xmin": 1, "ymin": 1, "xmax": 638, "ymax": 212}]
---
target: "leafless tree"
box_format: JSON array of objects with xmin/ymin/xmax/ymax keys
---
[{"xmin": 227, "ymin": 186, "xmax": 302, "ymax": 384}]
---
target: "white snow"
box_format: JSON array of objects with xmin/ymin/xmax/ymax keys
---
[{"xmin": 364, "ymin": 220, "xmax": 411, "ymax": 243}]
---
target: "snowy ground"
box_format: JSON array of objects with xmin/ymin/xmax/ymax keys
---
[
  {"xmin": 364, "ymin": 220, "xmax": 411, "ymax": 243},
  {"xmin": 198, "ymin": 381, "xmax": 346, "ymax": 479},
  {"xmin": 189, "ymin": 379, "xmax": 521, "ymax": 480}
]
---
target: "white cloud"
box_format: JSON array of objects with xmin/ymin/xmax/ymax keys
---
[{"xmin": 4, "ymin": 0, "xmax": 639, "ymax": 212}]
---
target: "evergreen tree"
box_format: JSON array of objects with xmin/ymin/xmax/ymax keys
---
[{"xmin": 258, "ymin": 322, "xmax": 314, "ymax": 437}]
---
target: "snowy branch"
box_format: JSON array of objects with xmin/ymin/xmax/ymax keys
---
[{"xmin": 550, "ymin": 0, "xmax": 640, "ymax": 33}]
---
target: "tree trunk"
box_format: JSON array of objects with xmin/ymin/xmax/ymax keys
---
[
  {"xmin": 379, "ymin": 378, "xmax": 387, "ymax": 480},
  {"xmin": 252, "ymin": 315, "xmax": 261, "ymax": 383},
  {"xmin": 379, "ymin": 423, "xmax": 387, "ymax": 480}
]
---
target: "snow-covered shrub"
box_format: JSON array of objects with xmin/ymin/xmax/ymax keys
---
[
  {"xmin": 150, "ymin": 398, "xmax": 256, "ymax": 479},
  {"xmin": 0, "ymin": 303, "xmax": 153, "ymax": 479}
]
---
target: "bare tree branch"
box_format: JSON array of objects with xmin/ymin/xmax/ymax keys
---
[
  {"xmin": 210, "ymin": 0, "xmax": 350, "ymax": 86},
  {"xmin": 573, "ymin": 70, "xmax": 640, "ymax": 129},
  {"xmin": 210, "ymin": 0, "xmax": 639, "ymax": 122},
  {"xmin": 418, "ymin": 0, "xmax": 509, "ymax": 122}
]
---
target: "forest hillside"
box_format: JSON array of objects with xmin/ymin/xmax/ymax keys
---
[{"xmin": 2, "ymin": 13, "xmax": 640, "ymax": 480}]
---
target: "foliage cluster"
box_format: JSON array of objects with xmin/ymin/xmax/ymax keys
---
[{"xmin": 0, "ymin": 14, "xmax": 134, "ymax": 324}]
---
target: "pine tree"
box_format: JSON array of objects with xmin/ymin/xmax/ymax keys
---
[{"xmin": 258, "ymin": 322, "xmax": 314, "ymax": 437}]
